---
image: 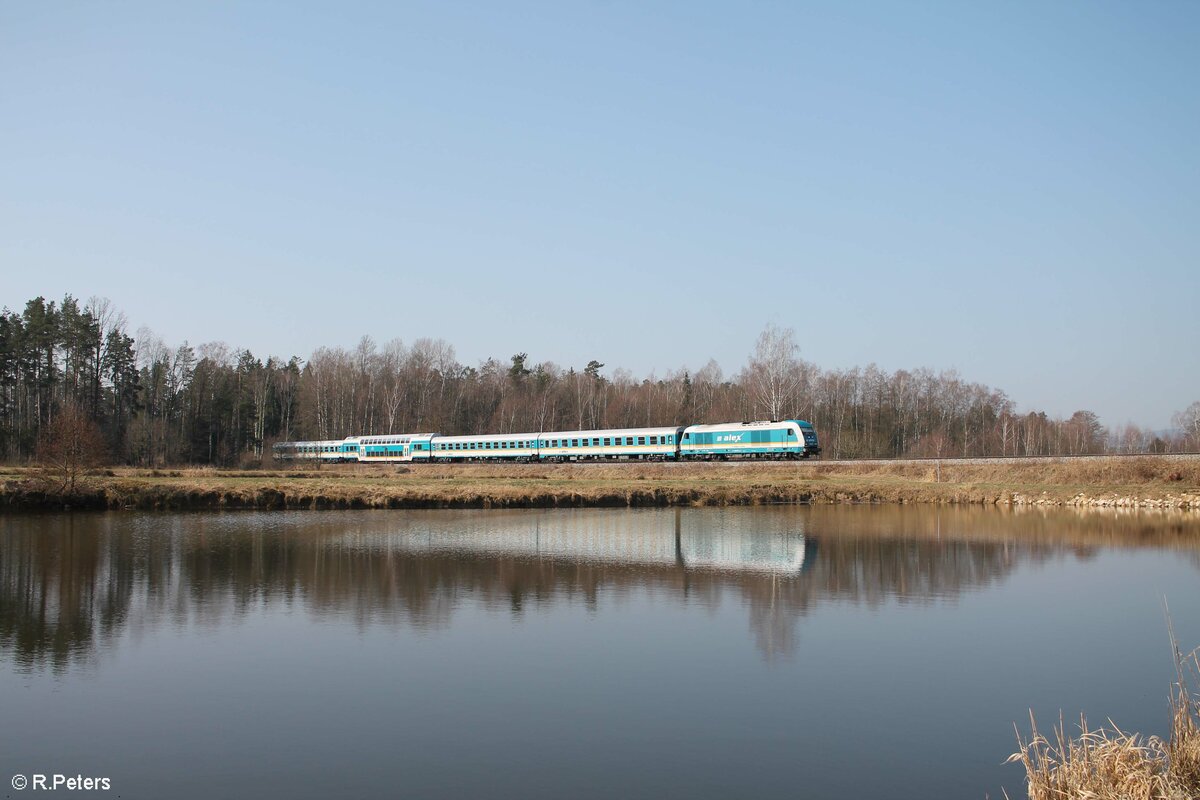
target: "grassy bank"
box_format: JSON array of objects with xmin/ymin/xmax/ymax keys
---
[{"xmin": 1, "ymin": 457, "xmax": 1198, "ymax": 512}]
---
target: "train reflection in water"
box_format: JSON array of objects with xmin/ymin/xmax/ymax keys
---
[
  {"xmin": 9, "ymin": 505, "xmax": 1182, "ymax": 673},
  {"xmin": 351, "ymin": 509, "xmax": 812, "ymax": 575}
]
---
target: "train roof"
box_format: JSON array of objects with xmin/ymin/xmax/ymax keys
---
[
  {"xmin": 276, "ymin": 439, "xmax": 347, "ymax": 447},
  {"xmin": 431, "ymin": 431, "xmax": 541, "ymax": 443},
  {"xmin": 538, "ymin": 425, "xmax": 685, "ymax": 439},
  {"xmin": 358, "ymin": 433, "xmax": 438, "ymax": 444},
  {"xmin": 682, "ymin": 420, "xmax": 805, "ymax": 433}
]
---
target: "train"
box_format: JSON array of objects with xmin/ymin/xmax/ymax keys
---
[{"xmin": 273, "ymin": 419, "xmax": 821, "ymax": 463}]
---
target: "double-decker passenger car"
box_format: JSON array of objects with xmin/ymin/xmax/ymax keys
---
[{"xmin": 358, "ymin": 433, "xmax": 437, "ymax": 462}]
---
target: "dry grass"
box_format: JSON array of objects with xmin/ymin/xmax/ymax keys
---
[
  {"xmin": 1009, "ymin": 631, "xmax": 1200, "ymax": 800},
  {"xmin": 0, "ymin": 457, "xmax": 1197, "ymax": 511}
]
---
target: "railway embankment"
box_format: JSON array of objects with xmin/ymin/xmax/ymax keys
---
[{"xmin": 1, "ymin": 457, "xmax": 1198, "ymax": 512}]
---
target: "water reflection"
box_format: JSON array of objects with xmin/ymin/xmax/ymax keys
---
[{"xmin": 2, "ymin": 507, "xmax": 1197, "ymax": 672}]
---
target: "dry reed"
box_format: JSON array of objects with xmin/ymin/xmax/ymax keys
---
[{"xmin": 1009, "ymin": 627, "xmax": 1200, "ymax": 799}]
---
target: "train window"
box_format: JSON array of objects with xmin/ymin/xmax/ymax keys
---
[
  {"xmin": 637, "ymin": 437, "xmax": 645, "ymax": 445},
  {"xmin": 650, "ymin": 436, "xmax": 658, "ymax": 445},
  {"xmin": 603, "ymin": 438, "xmax": 610, "ymax": 446},
  {"xmin": 787, "ymin": 429, "xmax": 795, "ymax": 436}
]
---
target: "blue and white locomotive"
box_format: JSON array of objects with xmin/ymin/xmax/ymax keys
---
[{"xmin": 275, "ymin": 419, "xmax": 820, "ymax": 463}]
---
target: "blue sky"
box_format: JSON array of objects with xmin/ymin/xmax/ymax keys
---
[{"xmin": 2, "ymin": 1, "xmax": 1197, "ymax": 429}]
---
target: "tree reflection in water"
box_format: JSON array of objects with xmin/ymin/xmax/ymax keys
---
[{"xmin": 3, "ymin": 507, "xmax": 1198, "ymax": 671}]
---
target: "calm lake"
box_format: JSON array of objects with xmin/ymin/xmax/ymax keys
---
[{"xmin": 3, "ymin": 507, "xmax": 1199, "ymax": 799}]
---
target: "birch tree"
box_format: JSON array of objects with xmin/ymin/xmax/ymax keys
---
[{"xmin": 744, "ymin": 324, "xmax": 801, "ymax": 421}]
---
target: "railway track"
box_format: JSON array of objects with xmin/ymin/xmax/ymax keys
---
[
  {"xmin": 317, "ymin": 452, "xmax": 1200, "ymax": 468},
  {"xmin": 797, "ymin": 452, "xmax": 1200, "ymax": 467}
]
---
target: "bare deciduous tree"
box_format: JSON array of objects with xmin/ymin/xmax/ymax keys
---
[
  {"xmin": 744, "ymin": 324, "xmax": 801, "ymax": 421},
  {"xmin": 37, "ymin": 403, "xmax": 107, "ymax": 493},
  {"xmin": 1174, "ymin": 401, "xmax": 1200, "ymax": 451}
]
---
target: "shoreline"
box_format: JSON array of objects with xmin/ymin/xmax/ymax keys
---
[{"xmin": 3, "ymin": 458, "xmax": 1198, "ymax": 512}]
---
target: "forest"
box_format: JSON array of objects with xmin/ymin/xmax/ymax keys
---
[{"xmin": 2, "ymin": 294, "xmax": 1197, "ymax": 466}]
